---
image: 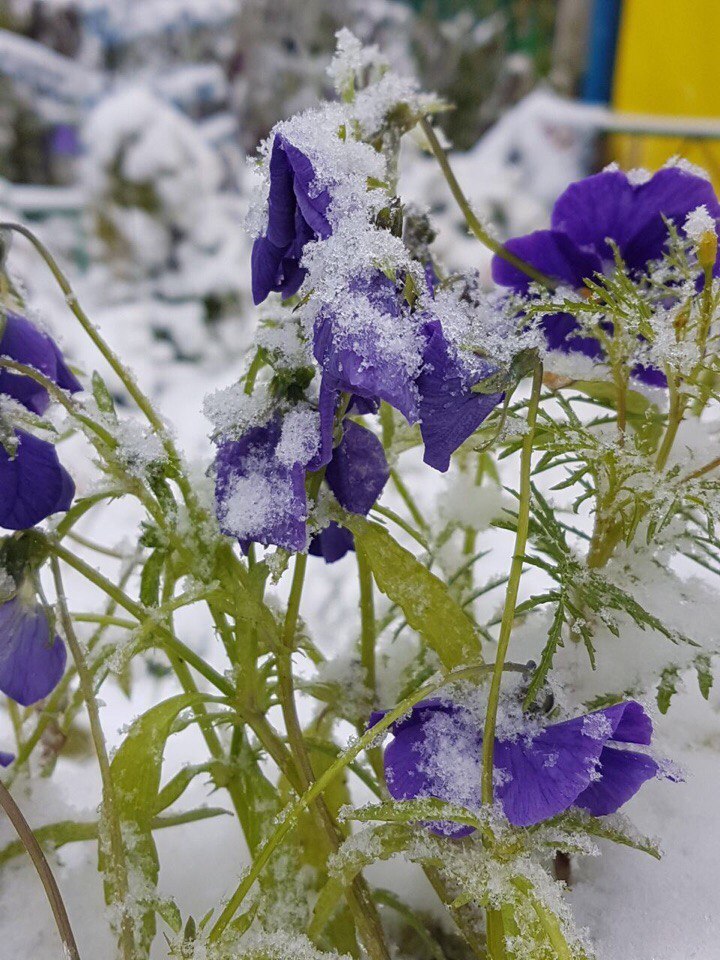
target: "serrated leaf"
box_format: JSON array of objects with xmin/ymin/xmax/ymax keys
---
[
  {"xmin": 523, "ymin": 599, "xmax": 566, "ymax": 707},
  {"xmin": 341, "ymin": 515, "xmax": 481, "ymax": 668}
]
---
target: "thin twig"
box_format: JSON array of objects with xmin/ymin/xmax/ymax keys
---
[{"xmin": 0, "ymin": 779, "xmax": 81, "ymax": 960}]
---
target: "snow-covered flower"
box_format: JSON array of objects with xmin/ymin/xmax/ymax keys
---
[
  {"xmin": 251, "ymin": 134, "xmax": 333, "ymax": 305},
  {"xmin": 0, "ymin": 588, "xmax": 66, "ymax": 707},
  {"xmin": 214, "ymin": 408, "xmax": 389, "ymax": 557},
  {"xmin": 0, "ymin": 312, "xmax": 82, "ymax": 415},
  {"xmin": 492, "ymin": 166, "xmax": 720, "ymax": 386},
  {"xmin": 0, "ymin": 431, "xmax": 75, "ymax": 531},
  {"xmin": 370, "ymin": 698, "xmax": 659, "ymax": 836},
  {"xmin": 314, "ymin": 270, "xmax": 504, "ymax": 472}
]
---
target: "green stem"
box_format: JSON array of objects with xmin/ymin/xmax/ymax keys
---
[
  {"xmin": 276, "ymin": 552, "xmax": 391, "ymax": 960},
  {"xmin": 390, "ymin": 468, "xmax": 429, "ymax": 534},
  {"xmin": 48, "ymin": 541, "xmax": 234, "ymax": 695},
  {"xmin": 418, "ymin": 119, "xmax": 554, "ymax": 288},
  {"xmin": 0, "ymin": 221, "xmax": 201, "ymax": 521},
  {"xmin": 0, "ymin": 780, "xmax": 81, "ymax": 960},
  {"xmin": 50, "ymin": 558, "xmax": 135, "ymax": 960},
  {"xmin": 357, "ymin": 549, "xmax": 377, "ymax": 697},
  {"xmin": 655, "ymin": 372, "xmax": 684, "ymax": 472},
  {"xmin": 481, "ymin": 364, "xmax": 543, "ymax": 806}
]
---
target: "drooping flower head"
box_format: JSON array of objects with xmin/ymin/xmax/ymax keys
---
[
  {"xmin": 492, "ymin": 165, "xmax": 720, "ymax": 385},
  {"xmin": 313, "ymin": 270, "xmax": 505, "ymax": 473},
  {"xmin": 251, "ymin": 134, "xmax": 332, "ymax": 305},
  {"xmin": 0, "ymin": 430, "xmax": 75, "ymax": 531},
  {"xmin": 370, "ymin": 697, "xmax": 659, "ymax": 837},
  {"xmin": 214, "ymin": 404, "xmax": 389, "ymax": 560},
  {"xmin": 0, "ymin": 311, "xmax": 82, "ymax": 415},
  {"xmin": 0, "ymin": 311, "xmax": 79, "ymax": 530},
  {"xmin": 0, "ymin": 586, "xmax": 66, "ymax": 707}
]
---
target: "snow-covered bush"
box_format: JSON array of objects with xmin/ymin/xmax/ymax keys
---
[{"xmin": 0, "ymin": 29, "xmax": 718, "ymax": 960}]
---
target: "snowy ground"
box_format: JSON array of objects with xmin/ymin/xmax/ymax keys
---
[{"xmin": 0, "ymin": 104, "xmax": 719, "ymax": 959}]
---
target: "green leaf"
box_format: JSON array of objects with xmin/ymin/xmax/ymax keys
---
[
  {"xmin": 346, "ymin": 798, "xmax": 481, "ymax": 829},
  {"xmin": 140, "ymin": 549, "xmax": 165, "ymax": 607},
  {"xmin": 153, "ymin": 763, "xmax": 214, "ymax": 816},
  {"xmin": 657, "ymin": 665, "xmax": 681, "ymax": 714},
  {"xmin": 155, "ymin": 898, "xmax": 182, "ymax": 934},
  {"xmin": 110, "ymin": 693, "xmax": 208, "ymax": 828},
  {"xmin": 91, "ymin": 371, "xmax": 117, "ymax": 418},
  {"xmin": 523, "ymin": 599, "xmax": 565, "ymax": 707},
  {"xmin": 695, "ymin": 653, "xmax": 714, "ymax": 700},
  {"xmin": 341, "ymin": 515, "xmax": 482, "ymax": 668}
]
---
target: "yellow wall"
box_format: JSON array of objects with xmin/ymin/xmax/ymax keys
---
[{"xmin": 611, "ymin": 0, "xmax": 720, "ymax": 181}]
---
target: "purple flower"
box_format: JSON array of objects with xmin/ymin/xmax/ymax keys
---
[
  {"xmin": 309, "ymin": 522, "xmax": 355, "ymax": 563},
  {"xmin": 0, "ymin": 592, "xmax": 66, "ymax": 706},
  {"xmin": 370, "ymin": 698, "xmax": 658, "ymax": 836},
  {"xmin": 417, "ymin": 320, "xmax": 504, "ymax": 472},
  {"xmin": 313, "ymin": 273, "xmax": 423, "ymax": 424},
  {"xmin": 0, "ymin": 431, "xmax": 75, "ymax": 531},
  {"xmin": 0, "ymin": 751, "xmax": 13, "ymax": 767},
  {"xmin": 215, "ymin": 415, "xmax": 310, "ymax": 553},
  {"xmin": 0, "ymin": 312, "xmax": 82, "ymax": 415},
  {"xmin": 308, "ymin": 419, "xmax": 390, "ymax": 562},
  {"xmin": 251, "ymin": 134, "xmax": 332, "ymax": 305},
  {"xmin": 215, "ymin": 412, "xmax": 389, "ymax": 557},
  {"xmin": 492, "ymin": 167, "xmax": 720, "ymax": 384}
]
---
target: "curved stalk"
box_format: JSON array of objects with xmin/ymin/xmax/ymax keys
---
[
  {"xmin": 50, "ymin": 557, "xmax": 135, "ymax": 960},
  {"xmin": 418, "ymin": 120, "xmax": 554, "ymax": 289},
  {"xmin": 481, "ymin": 364, "xmax": 543, "ymax": 805},
  {"xmin": 0, "ymin": 779, "xmax": 81, "ymax": 960}
]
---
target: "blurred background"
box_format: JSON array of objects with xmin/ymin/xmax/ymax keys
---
[{"xmin": 0, "ymin": 0, "xmax": 718, "ymax": 369}]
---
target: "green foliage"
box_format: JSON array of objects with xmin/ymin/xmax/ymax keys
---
[{"xmin": 342, "ymin": 514, "xmax": 482, "ymax": 669}]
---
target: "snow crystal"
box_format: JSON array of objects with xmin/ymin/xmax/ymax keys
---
[
  {"xmin": 203, "ymin": 382, "xmax": 272, "ymax": 438},
  {"xmin": 275, "ymin": 405, "xmax": 320, "ymax": 467},
  {"xmin": 112, "ymin": 419, "xmax": 165, "ymax": 478},
  {"xmin": 627, "ymin": 167, "xmax": 652, "ymax": 186},
  {"xmin": 581, "ymin": 713, "xmax": 613, "ymax": 741},
  {"xmin": 684, "ymin": 204, "xmax": 716, "ymax": 242},
  {"xmin": 218, "ymin": 471, "xmax": 301, "ymax": 543},
  {"xmin": 664, "ymin": 155, "xmax": 712, "ymax": 181}
]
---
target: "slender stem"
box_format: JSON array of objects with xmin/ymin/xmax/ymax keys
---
[
  {"xmin": 50, "ymin": 558, "xmax": 135, "ymax": 960},
  {"xmin": 0, "ymin": 221, "xmax": 201, "ymax": 520},
  {"xmin": 0, "ymin": 780, "xmax": 81, "ymax": 960},
  {"xmin": 655, "ymin": 372, "xmax": 684, "ymax": 472},
  {"xmin": 48, "ymin": 541, "xmax": 233, "ymax": 696},
  {"xmin": 481, "ymin": 364, "xmax": 543, "ymax": 806},
  {"xmin": 357, "ymin": 549, "xmax": 377, "ymax": 697},
  {"xmin": 276, "ymin": 553, "xmax": 391, "ymax": 960},
  {"xmin": 418, "ymin": 119, "xmax": 554, "ymax": 288},
  {"xmin": 423, "ymin": 864, "xmax": 487, "ymax": 956},
  {"xmin": 372, "ymin": 503, "xmax": 429, "ymax": 549},
  {"xmin": 390, "ymin": 468, "xmax": 429, "ymax": 534},
  {"xmin": 683, "ymin": 453, "xmax": 720, "ymax": 483}
]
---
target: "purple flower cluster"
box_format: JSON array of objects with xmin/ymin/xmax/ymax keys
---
[
  {"xmin": 493, "ymin": 166, "xmax": 720, "ymax": 385},
  {"xmin": 221, "ymin": 135, "xmax": 505, "ymax": 560},
  {"xmin": 0, "ymin": 310, "xmax": 81, "ymax": 759},
  {"xmin": 371, "ymin": 697, "xmax": 659, "ymax": 836}
]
